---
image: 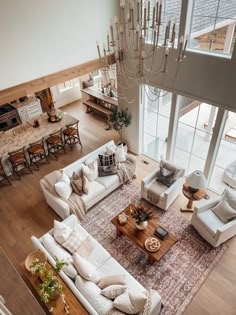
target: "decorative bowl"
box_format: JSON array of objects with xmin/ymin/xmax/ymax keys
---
[
  {"xmin": 144, "ymin": 237, "xmax": 161, "ymax": 252},
  {"xmin": 25, "ymin": 250, "xmax": 47, "ymax": 272}
]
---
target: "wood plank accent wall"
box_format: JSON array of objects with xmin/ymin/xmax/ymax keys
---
[{"xmin": 0, "ymin": 58, "xmax": 104, "ymax": 106}]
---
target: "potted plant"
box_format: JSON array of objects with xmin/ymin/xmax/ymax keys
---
[
  {"xmin": 105, "ymin": 108, "xmax": 131, "ymax": 150},
  {"xmin": 29, "ymin": 256, "xmax": 68, "ymax": 304},
  {"xmin": 38, "ymin": 270, "xmax": 63, "ymax": 303},
  {"xmin": 131, "ymin": 206, "xmax": 154, "ymax": 230}
]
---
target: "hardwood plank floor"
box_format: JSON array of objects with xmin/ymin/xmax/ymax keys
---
[{"xmin": 0, "ymin": 100, "xmax": 236, "ymax": 315}]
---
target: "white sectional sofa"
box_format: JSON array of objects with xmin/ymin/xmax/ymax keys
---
[
  {"xmin": 31, "ymin": 214, "xmax": 162, "ymax": 315},
  {"xmin": 40, "ymin": 140, "xmax": 136, "ymax": 219}
]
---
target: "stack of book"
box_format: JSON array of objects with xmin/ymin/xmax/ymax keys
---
[{"xmin": 154, "ymin": 226, "xmax": 169, "ymax": 240}]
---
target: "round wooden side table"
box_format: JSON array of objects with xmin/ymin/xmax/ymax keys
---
[{"xmin": 181, "ymin": 186, "xmax": 206, "ymax": 212}]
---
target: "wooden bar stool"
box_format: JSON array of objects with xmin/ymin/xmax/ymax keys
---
[
  {"xmin": 0, "ymin": 158, "xmax": 11, "ymax": 185},
  {"xmin": 63, "ymin": 121, "xmax": 82, "ymax": 151},
  {"xmin": 46, "ymin": 128, "xmax": 66, "ymax": 160},
  {"xmin": 27, "ymin": 138, "xmax": 49, "ymax": 170},
  {"xmin": 8, "ymin": 148, "xmax": 32, "ymax": 179}
]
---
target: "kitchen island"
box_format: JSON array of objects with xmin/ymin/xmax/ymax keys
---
[{"xmin": 0, "ymin": 111, "xmax": 77, "ymax": 175}]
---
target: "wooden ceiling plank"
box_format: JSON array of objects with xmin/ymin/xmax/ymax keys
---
[{"xmin": 0, "ymin": 57, "xmax": 106, "ymax": 105}]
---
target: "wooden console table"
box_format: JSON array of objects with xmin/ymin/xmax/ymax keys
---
[
  {"xmin": 21, "ymin": 259, "xmax": 89, "ymax": 315},
  {"xmin": 82, "ymin": 87, "xmax": 118, "ymax": 119},
  {"xmin": 0, "ymin": 247, "xmax": 45, "ymax": 315}
]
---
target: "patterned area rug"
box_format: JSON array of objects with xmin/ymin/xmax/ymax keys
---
[{"xmin": 81, "ymin": 185, "xmax": 227, "ymax": 315}]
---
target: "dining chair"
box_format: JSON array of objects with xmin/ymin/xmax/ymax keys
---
[
  {"xmin": 46, "ymin": 128, "xmax": 66, "ymax": 160},
  {"xmin": 63, "ymin": 121, "xmax": 82, "ymax": 151},
  {"xmin": 27, "ymin": 138, "xmax": 49, "ymax": 170},
  {"xmin": 8, "ymin": 147, "xmax": 33, "ymax": 179}
]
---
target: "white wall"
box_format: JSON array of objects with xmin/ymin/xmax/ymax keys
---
[
  {"xmin": 0, "ymin": 0, "xmax": 119, "ymax": 90},
  {"xmin": 143, "ymin": 46, "xmax": 236, "ymax": 111}
]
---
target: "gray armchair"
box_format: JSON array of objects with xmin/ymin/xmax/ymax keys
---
[{"xmin": 141, "ymin": 160, "xmax": 185, "ymax": 211}]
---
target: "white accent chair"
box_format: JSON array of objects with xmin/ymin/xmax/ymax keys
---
[
  {"xmin": 141, "ymin": 160, "xmax": 185, "ymax": 211},
  {"xmin": 191, "ymin": 189, "xmax": 236, "ymax": 247}
]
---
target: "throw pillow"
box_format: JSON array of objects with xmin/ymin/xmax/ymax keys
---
[
  {"xmin": 113, "ymin": 290, "xmax": 147, "ymax": 314},
  {"xmin": 82, "ymin": 175, "xmax": 90, "ymax": 194},
  {"xmin": 156, "ymin": 166, "xmax": 175, "ymax": 187},
  {"xmin": 160, "ymin": 159, "xmax": 181, "ymax": 181},
  {"xmin": 54, "ymin": 171, "xmax": 72, "ymax": 199},
  {"xmin": 212, "ymin": 199, "xmax": 236, "ymax": 223},
  {"xmin": 62, "ymin": 227, "xmax": 84, "ymax": 253},
  {"xmin": 98, "ymin": 153, "xmax": 116, "ymax": 167},
  {"xmin": 223, "ymin": 188, "xmax": 236, "ymax": 210},
  {"xmin": 97, "ymin": 274, "xmax": 126, "ymax": 289},
  {"xmin": 76, "ymin": 235, "xmax": 95, "ymax": 259},
  {"xmin": 42, "ymin": 234, "xmax": 77, "ymax": 279},
  {"xmin": 70, "ymin": 171, "xmax": 83, "ymax": 196},
  {"xmin": 53, "ymin": 220, "xmax": 73, "ymax": 244},
  {"xmin": 73, "ymin": 253, "xmax": 99, "ymax": 283},
  {"xmin": 101, "ymin": 284, "xmax": 127, "ymax": 300},
  {"xmin": 115, "ymin": 144, "xmax": 126, "ymax": 163},
  {"xmin": 106, "ymin": 144, "xmax": 116, "ymax": 155},
  {"xmin": 98, "ymin": 153, "xmax": 117, "ymax": 176},
  {"xmin": 82, "ymin": 160, "xmax": 98, "ymax": 182}
]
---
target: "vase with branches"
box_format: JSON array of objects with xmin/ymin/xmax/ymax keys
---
[
  {"xmin": 131, "ymin": 206, "xmax": 154, "ymax": 230},
  {"xmin": 105, "ymin": 108, "xmax": 131, "ymax": 145}
]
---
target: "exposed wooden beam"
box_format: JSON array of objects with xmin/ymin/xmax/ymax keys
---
[{"xmin": 0, "ymin": 57, "xmax": 106, "ymax": 105}]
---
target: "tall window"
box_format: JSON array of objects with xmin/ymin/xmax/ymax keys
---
[
  {"xmin": 142, "ymin": 85, "xmax": 171, "ymax": 161},
  {"xmin": 174, "ymin": 101, "xmax": 217, "ymax": 174},
  {"xmin": 209, "ymin": 111, "xmax": 236, "ymax": 193},
  {"xmin": 146, "ymin": 0, "xmax": 181, "ymax": 45},
  {"xmin": 189, "ymin": 0, "xmax": 236, "ymax": 56}
]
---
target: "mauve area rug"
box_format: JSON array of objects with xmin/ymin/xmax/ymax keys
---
[{"xmin": 81, "ymin": 184, "xmax": 227, "ymax": 315}]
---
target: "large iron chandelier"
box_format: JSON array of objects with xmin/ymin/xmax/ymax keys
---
[{"xmin": 96, "ymin": 0, "xmax": 188, "ymax": 102}]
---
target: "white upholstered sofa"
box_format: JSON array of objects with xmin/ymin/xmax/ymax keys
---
[
  {"xmin": 40, "ymin": 140, "xmax": 136, "ymax": 219},
  {"xmin": 31, "ymin": 214, "xmax": 162, "ymax": 315}
]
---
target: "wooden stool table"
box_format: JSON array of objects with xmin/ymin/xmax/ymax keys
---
[
  {"xmin": 181, "ymin": 184, "xmax": 207, "ymax": 212},
  {"xmin": 21, "ymin": 259, "xmax": 89, "ymax": 315},
  {"xmin": 111, "ymin": 204, "xmax": 177, "ymax": 264}
]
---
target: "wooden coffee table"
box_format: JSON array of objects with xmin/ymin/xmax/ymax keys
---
[
  {"xmin": 111, "ymin": 204, "xmax": 177, "ymax": 264},
  {"xmin": 21, "ymin": 259, "xmax": 89, "ymax": 315}
]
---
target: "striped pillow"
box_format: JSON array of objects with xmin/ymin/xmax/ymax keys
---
[{"xmin": 212, "ymin": 199, "xmax": 236, "ymax": 223}]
